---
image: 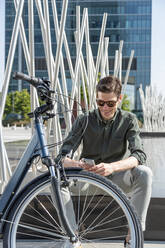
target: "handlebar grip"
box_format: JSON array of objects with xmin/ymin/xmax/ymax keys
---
[
  {"xmin": 13, "ymin": 72, "xmax": 43, "ymax": 87},
  {"xmin": 13, "ymin": 72, "xmax": 31, "ymax": 81}
]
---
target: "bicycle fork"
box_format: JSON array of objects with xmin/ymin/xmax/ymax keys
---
[
  {"xmin": 35, "ymin": 120, "xmax": 81, "ymax": 246},
  {"xmin": 49, "ymin": 163, "xmax": 78, "ymax": 243}
]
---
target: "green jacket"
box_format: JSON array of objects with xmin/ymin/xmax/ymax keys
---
[{"xmin": 57, "ymin": 108, "xmax": 146, "ymax": 165}]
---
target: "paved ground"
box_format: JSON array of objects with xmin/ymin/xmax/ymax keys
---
[
  {"xmin": 0, "ymin": 240, "xmax": 165, "ymax": 247},
  {"xmin": 2, "ymin": 126, "xmax": 31, "ymax": 143}
]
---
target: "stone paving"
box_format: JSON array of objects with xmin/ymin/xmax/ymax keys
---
[
  {"xmin": 0, "ymin": 240, "xmax": 165, "ymax": 247},
  {"xmin": 2, "ymin": 126, "xmax": 31, "ymax": 143}
]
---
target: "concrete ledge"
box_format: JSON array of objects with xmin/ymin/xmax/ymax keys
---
[{"xmin": 145, "ymin": 198, "xmax": 165, "ymax": 241}]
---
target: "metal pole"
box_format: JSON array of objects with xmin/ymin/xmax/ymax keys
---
[
  {"xmin": 70, "ymin": 8, "xmax": 87, "ymax": 110},
  {"xmin": 114, "ymin": 50, "xmax": 118, "ymax": 77},
  {"xmin": 115, "ymin": 40, "xmax": 124, "ymax": 78},
  {"xmin": 29, "ymin": 0, "xmax": 39, "ymax": 136},
  {"xmin": 90, "ymin": 13, "xmax": 108, "ymax": 108},
  {"xmin": 14, "ymin": 0, "xmax": 30, "ymax": 74},
  {"xmin": 105, "ymin": 37, "xmax": 110, "ymax": 76},
  {"xmin": 0, "ymin": 0, "xmax": 25, "ymax": 120},
  {"xmin": 0, "ymin": 0, "xmax": 25, "ymax": 190},
  {"xmin": 51, "ymin": 0, "xmax": 74, "ymax": 83},
  {"xmin": 101, "ymin": 37, "xmax": 109, "ymax": 78},
  {"xmin": 43, "ymin": 0, "xmax": 54, "ymax": 81},
  {"xmin": 51, "ymin": 0, "xmax": 72, "ymax": 130},
  {"xmin": 121, "ymin": 50, "xmax": 134, "ymax": 97},
  {"xmin": 53, "ymin": 0, "xmax": 68, "ymax": 91}
]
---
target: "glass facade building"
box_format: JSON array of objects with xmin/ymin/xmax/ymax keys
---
[{"xmin": 5, "ymin": 0, "xmax": 152, "ymax": 111}]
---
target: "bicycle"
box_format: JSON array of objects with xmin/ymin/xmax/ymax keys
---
[{"xmin": 0, "ymin": 72, "xmax": 143, "ymax": 247}]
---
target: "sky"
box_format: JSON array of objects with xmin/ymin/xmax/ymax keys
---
[{"xmin": 0, "ymin": 0, "xmax": 165, "ymax": 94}]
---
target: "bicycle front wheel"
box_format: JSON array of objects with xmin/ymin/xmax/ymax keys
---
[{"xmin": 3, "ymin": 168, "xmax": 143, "ymax": 248}]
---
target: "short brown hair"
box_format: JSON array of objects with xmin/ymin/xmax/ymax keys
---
[{"xmin": 96, "ymin": 75, "xmax": 122, "ymax": 98}]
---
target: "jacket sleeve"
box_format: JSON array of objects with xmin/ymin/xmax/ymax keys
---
[
  {"xmin": 55, "ymin": 114, "xmax": 86, "ymax": 162},
  {"xmin": 126, "ymin": 115, "xmax": 147, "ymax": 165}
]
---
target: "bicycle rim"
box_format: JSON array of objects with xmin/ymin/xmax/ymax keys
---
[{"xmin": 3, "ymin": 169, "xmax": 143, "ymax": 248}]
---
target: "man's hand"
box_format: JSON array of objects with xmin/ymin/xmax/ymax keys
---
[
  {"xmin": 81, "ymin": 156, "xmax": 139, "ymax": 176},
  {"xmin": 63, "ymin": 157, "xmax": 83, "ymax": 167},
  {"xmin": 82, "ymin": 162, "xmax": 115, "ymax": 176}
]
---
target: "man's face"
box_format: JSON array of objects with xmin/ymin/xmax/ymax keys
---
[{"xmin": 96, "ymin": 91, "xmax": 121, "ymax": 120}]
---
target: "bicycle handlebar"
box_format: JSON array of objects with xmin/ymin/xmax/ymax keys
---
[{"xmin": 13, "ymin": 72, "xmax": 45, "ymax": 88}]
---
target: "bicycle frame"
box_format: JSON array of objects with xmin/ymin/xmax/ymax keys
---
[
  {"xmin": 0, "ymin": 116, "xmax": 77, "ymax": 242},
  {"xmin": 0, "ymin": 121, "xmax": 44, "ymax": 231}
]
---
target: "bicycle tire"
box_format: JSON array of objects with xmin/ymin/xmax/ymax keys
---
[{"xmin": 3, "ymin": 168, "xmax": 143, "ymax": 248}]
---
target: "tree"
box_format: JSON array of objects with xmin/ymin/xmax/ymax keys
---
[
  {"xmin": 121, "ymin": 94, "xmax": 131, "ymax": 112},
  {"xmin": 4, "ymin": 90, "xmax": 31, "ymax": 122}
]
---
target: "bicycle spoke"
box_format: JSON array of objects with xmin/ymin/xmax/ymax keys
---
[
  {"xmin": 80, "ymin": 214, "xmax": 126, "ymax": 238},
  {"xmin": 83, "ymin": 234, "xmax": 127, "ymax": 242},
  {"xmin": 76, "ymin": 187, "xmax": 99, "ymax": 228},
  {"xmin": 23, "ymin": 209, "xmax": 61, "ymax": 233},
  {"xmin": 83, "ymin": 224, "xmax": 128, "ymax": 234},
  {"xmin": 34, "ymin": 195, "xmax": 63, "ymax": 231},
  {"xmin": 16, "ymin": 230, "xmax": 64, "ymax": 240},
  {"xmin": 78, "ymin": 182, "xmax": 90, "ymax": 224},
  {"xmin": 85, "ymin": 206, "xmax": 123, "ymax": 235},
  {"xmin": 80, "ymin": 237, "xmax": 123, "ymax": 247},
  {"xmin": 77, "ymin": 181, "xmax": 81, "ymax": 233},
  {"xmin": 80, "ymin": 198, "xmax": 115, "ymax": 236},
  {"xmin": 2, "ymin": 219, "xmax": 65, "ymax": 239}
]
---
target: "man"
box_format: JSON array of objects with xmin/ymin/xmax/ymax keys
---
[{"xmin": 57, "ymin": 75, "xmax": 152, "ymax": 247}]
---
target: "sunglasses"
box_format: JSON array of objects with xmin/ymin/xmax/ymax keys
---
[{"xmin": 96, "ymin": 99, "xmax": 118, "ymax": 107}]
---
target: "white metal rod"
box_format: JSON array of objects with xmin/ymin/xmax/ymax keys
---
[
  {"xmin": 43, "ymin": 0, "xmax": 59, "ymax": 143},
  {"xmin": 85, "ymin": 11, "xmax": 92, "ymax": 98},
  {"xmin": 74, "ymin": 31, "xmax": 88, "ymax": 113},
  {"xmin": 36, "ymin": 0, "xmax": 52, "ymax": 142},
  {"xmin": 14, "ymin": 0, "xmax": 30, "ymax": 74},
  {"xmin": 51, "ymin": 0, "xmax": 74, "ymax": 83},
  {"xmin": 29, "ymin": 0, "xmax": 39, "ymax": 136},
  {"xmin": 0, "ymin": 0, "xmax": 25, "ymax": 186},
  {"xmin": 35, "ymin": 0, "xmax": 49, "ymax": 68},
  {"xmin": 29, "ymin": 0, "xmax": 35, "ymax": 77},
  {"xmin": 114, "ymin": 50, "xmax": 118, "ymax": 76},
  {"xmin": 51, "ymin": 0, "xmax": 72, "ymax": 130},
  {"xmin": 122, "ymin": 50, "xmax": 134, "ymax": 96},
  {"xmin": 115, "ymin": 40, "xmax": 124, "ymax": 77},
  {"xmin": 0, "ymin": 0, "xmax": 25, "ymax": 120},
  {"xmin": 43, "ymin": 0, "xmax": 54, "ymax": 81},
  {"xmin": 76, "ymin": 6, "xmax": 82, "ymax": 115},
  {"xmin": 101, "ymin": 37, "xmax": 109, "ymax": 78},
  {"xmin": 0, "ymin": 129, "xmax": 7, "ymax": 193},
  {"xmin": 0, "ymin": 1, "xmax": 24, "ymax": 190},
  {"xmin": 80, "ymin": 59, "xmax": 88, "ymax": 111},
  {"xmin": 70, "ymin": 8, "xmax": 87, "ymax": 110},
  {"xmin": 119, "ymin": 51, "xmax": 122, "ymax": 82},
  {"xmin": 4, "ymin": 142, "xmax": 12, "ymax": 176},
  {"xmin": 53, "ymin": 0, "xmax": 68, "ymax": 91},
  {"xmin": 90, "ymin": 13, "xmax": 108, "ymax": 108},
  {"xmin": 105, "ymin": 37, "xmax": 110, "ymax": 76},
  {"xmin": 36, "ymin": 0, "xmax": 65, "ymax": 145}
]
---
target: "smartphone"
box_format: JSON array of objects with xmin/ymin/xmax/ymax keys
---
[{"xmin": 82, "ymin": 158, "xmax": 95, "ymax": 167}]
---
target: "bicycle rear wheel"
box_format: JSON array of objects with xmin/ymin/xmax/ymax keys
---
[{"xmin": 3, "ymin": 168, "xmax": 143, "ymax": 248}]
